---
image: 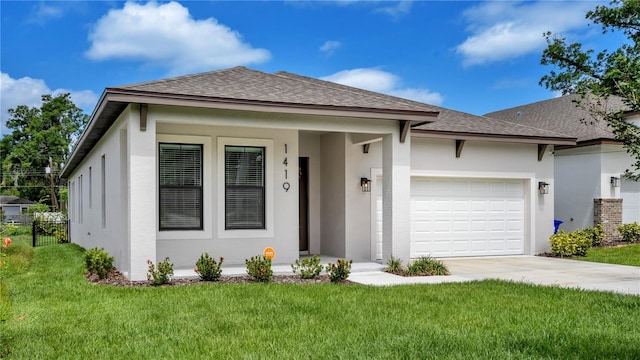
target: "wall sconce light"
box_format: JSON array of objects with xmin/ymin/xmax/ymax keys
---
[
  {"xmin": 538, "ymin": 181, "xmax": 549, "ymax": 195},
  {"xmin": 611, "ymin": 176, "xmax": 621, "ymax": 187},
  {"xmin": 360, "ymin": 177, "xmax": 372, "ymax": 192}
]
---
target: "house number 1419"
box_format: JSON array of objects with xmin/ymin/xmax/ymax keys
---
[{"xmin": 283, "ymin": 144, "xmax": 290, "ymax": 191}]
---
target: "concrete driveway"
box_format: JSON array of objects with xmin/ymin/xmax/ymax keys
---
[{"xmin": 348, "ymin": 256, "xmax": 640, "ymax": 296}]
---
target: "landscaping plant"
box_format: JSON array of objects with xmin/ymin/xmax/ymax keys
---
[
  {"xmin": 584, "ymin": 224, "xmax": 605, "ymax": 247},
  {"xmin": 325, "ymin": 258, "xmax": 352, "ymax": 283},
  {"xmin": 617, "ymin": 222, "xmax": 640, "ymax": 243},
  {"xmin": 245, "ymin": 255, "xmax": 272, "ymax": 282},
  {"xmin": 147, "ymin": 257, "xmax": 174, "ymax": 286},
  {"xmin": 291, "ymin": 255, "xmax": 323, "ymax": 279},
  {"xmin": 406, "ymin": 256, "xmax": 450, "ymax": 276},
  {"xmin": 83, "ymin": 247, "xmax": 114, "ymax": 279},
  {"xmin": 195, "ymin": 253, "xmax": 223, "ymax": 281},
  {"xmin": 549, "ymin": 230, "xmax": 591, "ymax": 257},
  {"xmin": 384, "ymin": 256, "xmax": 405, "ymax": 274}
]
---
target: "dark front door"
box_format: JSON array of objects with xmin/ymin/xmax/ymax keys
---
[{"xmin": 299, "ymin": 157, "xmax": 309, "ymax": 252}]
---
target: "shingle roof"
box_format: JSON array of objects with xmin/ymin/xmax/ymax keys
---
[
  {"xmin": 62, "ymin": 67, "xmax": 576, "ymax": 179},
  {"xmin": 485, "ymin": 94, "xmax": 627, "ymax": 143},
  {"xmin": 0, "ymin": 196, "xmax": 36, "ymax": 205},
  {"xmin": 412, "ymin": 106, "xmax": 573, "ymax": 139},
  {"xmin": 115, "ymin": 66, "xmax": 441, "ymax": 114}
]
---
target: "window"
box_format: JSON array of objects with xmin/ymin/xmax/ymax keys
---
[
  {"xmin": 225, "ymin": 146, "xmax": 265, "ymax": 230},
  {"xmin": 101, "ymin": 155, "xmax": 106, "ymax": 229},
  {"xmin": 70, "ymin": 181, "xmax": 75, "ymax": 222},
  {"xmin": 159, "ymin": 143, "xmax": 203, "ymax": 230},
  {"xmin": 89, "ymin": 167, "xmax": 92, "ymax": 208},
  {"xmin": 78, "ymin": 175, "xmax": 83, "ymax": 224}
]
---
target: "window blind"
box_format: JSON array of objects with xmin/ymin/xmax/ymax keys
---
[
  {"xmin": 225, "ymin": 146, "xmax": 265, "ymax": 229},
  {"xmin": 159, "ymin": 143, "xmax": 203, "ymax": 230}
]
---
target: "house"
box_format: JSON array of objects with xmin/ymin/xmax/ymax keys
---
[
  {"xmin": 0, "ymin": 195, "xmax": 36, "ymax": 223},
  {"xmin": 61, "ymin": 67, "xmax": 574, "ymax": 280},
  {"xmin": 486, "ymin": 94, "xmax": 632, "ymax": 241}
]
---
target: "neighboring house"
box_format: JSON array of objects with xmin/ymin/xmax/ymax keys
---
[
  {"xmin": 0, "ymin": 195, "xmax": 36, "ymax": 223},
  {"xmin": 61, "ymin": 67, "xmax": 574, "ymax": 280},
  {"xmin": 486, "ymin": 94, "xmax": 631, "ymax": 241}
]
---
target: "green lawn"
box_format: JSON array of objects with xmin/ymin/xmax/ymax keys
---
[
  {"xmin": 1, "ymin": 243, "xmax": 640, "ymax": 359},
  {"xmin": 576, "ymin": 243, "xmax": 640, "ymax": 267}
]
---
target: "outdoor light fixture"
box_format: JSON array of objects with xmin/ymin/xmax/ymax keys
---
[
  {"xmin": 360, "ymin": 177, "xmax": 372, "ymax": 192},
  {"xmin": 611, "ymin": 176, "xmax": 621, "ymax": 188},
  {"xmin": 538, "ymin": 181, "xmax": 549, "ymax": 195}
]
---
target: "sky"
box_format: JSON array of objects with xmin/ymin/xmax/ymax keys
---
[{"xmin": 0, "ymin": 0, "xmax": 624, "ymax": 136}]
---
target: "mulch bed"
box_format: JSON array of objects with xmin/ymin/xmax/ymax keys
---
[{"xmin": 86, "ymin": 268, "xmax": 352, "ymax": 287}]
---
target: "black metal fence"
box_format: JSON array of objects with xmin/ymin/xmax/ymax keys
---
[{"xmin": 32, "ymin": 219, "xmax": 70, "ymax": 247}]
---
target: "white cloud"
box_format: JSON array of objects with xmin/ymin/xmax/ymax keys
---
[
  {"xmin": 321, "ymin": 68, "xmax": 444, "ymax": 105},
  {"xmin": 456, "ymin": 1, "xmax": 594, "ymax": 66},
  {"xmin": 320, "ymin": 40, "xmax": 342, "ymax": 56},
  {"xmin": 0, "ymin": 72, "xmax": 98, "ymax": 134},
  {"xmin": 85, "ymin": 1, "xmax": 270, "ymax": 75},
  {"xmin": 375, "ymin": 0, "xmax": 412, "ymax": 19}
]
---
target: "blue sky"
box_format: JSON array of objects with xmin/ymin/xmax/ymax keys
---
[{"xmin": 0, "ymin": 1, "xmax": 621, "ymax": 135}]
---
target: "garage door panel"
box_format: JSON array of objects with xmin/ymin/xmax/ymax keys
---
[{"xmin": 375, "ymin": 177, "xmax": 525, "ymax": 260}]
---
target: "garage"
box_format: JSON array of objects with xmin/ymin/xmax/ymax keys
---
[
  {"xmin": 621, "ymin": 178, "xmax": 640, "ymax": 223},
  {"xmin": 375, "ymin": 177, "xmax": 525, "ymax": 259}
]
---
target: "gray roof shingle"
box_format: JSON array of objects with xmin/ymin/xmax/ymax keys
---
[
  {"xmin": 413, "ymin": 106, "xmax": 573, "ymax": 139},
  {"xmin": 485, "ymin": 94, "xmax": 627, "ymax": 142},
  {"xmin": 115, "ymin": 66, "xmax": 441, "ymax": 114}
]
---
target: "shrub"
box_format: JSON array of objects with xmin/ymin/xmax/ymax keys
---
[
  {"xmin": 549, "ymin": 230, "xmax": 591, "ymax": 257},
  {"xmin": 585, "ymin": 224, "xmax": 605, "ymax": 247},
  {"xmin": 406, "ymin": 256, "xmax": 450, "ymax": 276},
  {"xmin": 54, "ymin": 229, "xmax": 69, "ymax": 243},
  {"xmin": 617, "ymin": 222, "xmax": 640, "ymax": 243},
  {"xmin": 245, "ymin": 255, "xmax": 272, "ymax": 282},
  {"xmin": 325, "ymin": 258, "xmax": 352, "ymax": 283},
  {"xmin": 384, "ymin": 256, "xmax": 405, "ymax": 273},
  {"xmin": 291, "ymin": 255, "xmax": 323, "ymax": 279},
  {"xmin": 147, "ymin": 257, "xmax": 174, "ymax": 286},
  {"xmin": 195, "ymin": 253, "xmax": 223, "ymax": 281},
  {"xmin": 84, "ymin": 247, "xmax": 114, "ymax": 279}
]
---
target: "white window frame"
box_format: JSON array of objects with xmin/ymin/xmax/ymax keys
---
[
  {"xmin": 217, "ymin": 137, "xmax": 274, "ymax": 239},
  {"xmin": 156, "ymin": 134, "xmax": 212, "ymax": 240}
]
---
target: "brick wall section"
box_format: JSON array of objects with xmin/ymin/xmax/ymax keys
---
[{"xmin": 593, "ymin": 198, "xmax": 622, "ymax": 243}]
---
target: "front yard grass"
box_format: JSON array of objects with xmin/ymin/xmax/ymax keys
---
[
  {"xmin": 575, "ymin": 243, "xmax": 640, "ymax": 267},
  {"xmin": 1, "ymin": 243, "xmax": 640, "ymax": 359}
]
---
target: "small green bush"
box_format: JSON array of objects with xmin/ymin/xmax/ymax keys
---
[
  {"xmin": 549, "ymin": 230, "xmax": 591, "ymax": 257},
  {"xmin": 147, "ymin": 257, "xmax": 174, "ymax": 286},
  {"xmin": 384, "ymin": 256, "xmax": 405, "ymax": 273},
  {"xmin": 54, "ymin": 229, "xmax": 69, "ymax": 243},
  {"xmin": 195, "ymin": 253, "xmax": 223, "ymax": 281},
  {"xmin": 246, "ymin": 255, "xmax": 272, "ymax": 282},
  {"xmin": 291, "ymin": 255, "xmax": 323, "ymax": 279},
  {"xmin": 617, "ymin": 222, "xmax": 640, "ymax": 243},
  {"xmin": 584, "ymin": 224, "xmax": 605, "ymax": 247},
  {"xmin": 84, "ymin": 247, "xmax": 114, "ymax": 279},
  {"xmin": 325, "ymin": 258, "xmax": 352, "ymax": 283},
  {"xmin": 406, "ymin": 256, "xmax": 450, "ymax": 276}
]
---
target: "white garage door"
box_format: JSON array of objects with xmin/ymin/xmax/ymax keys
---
[
  {"xmin": 375, "ymin": 177, "xmax": 525, "ymax": 259},
  {"xmin": 621, "ymin": 178, "xmax": 640, "ymax": 223}
]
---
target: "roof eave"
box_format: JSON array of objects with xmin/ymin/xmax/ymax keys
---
[
  {"xmin": 106, "ymin": 88, "xmax": 440, "ymax": 122},
  {"xmin": 60, "ymin": 88, "xmax": 440, "ymax": 179},
  {"xmin": 411, "ymin": 129, "xmax": 577, "ymax": 146}
]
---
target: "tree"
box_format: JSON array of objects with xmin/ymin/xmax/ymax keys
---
[
  {"xmin": 540, "ymin": 0, "xmax": 640, "ymax": 177},
  {"xmin": 0, "ymin": 93, "xmax": 89, "ymax": 205}
]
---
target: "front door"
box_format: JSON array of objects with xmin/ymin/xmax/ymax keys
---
[{"xmin": 299, "ymin": 157, "xmax": 309, "ymax": 252}]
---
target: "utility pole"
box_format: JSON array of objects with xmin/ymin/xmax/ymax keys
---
[{"xmin": 47, "ymin": 157, "xmax": 58, "ymax": 212}]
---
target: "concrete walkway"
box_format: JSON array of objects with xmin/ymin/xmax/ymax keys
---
[
  {"xmin": 350, "ymin": 256, "xmax": 640, "ymax": 296},
  {"xmin": 176, "ymin": 256, "xmax": 640, "ymax": 296}
]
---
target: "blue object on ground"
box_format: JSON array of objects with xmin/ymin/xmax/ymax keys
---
[{"xmin": 554, "ymin": 219, "xmax": 563, "ymax": 234}]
